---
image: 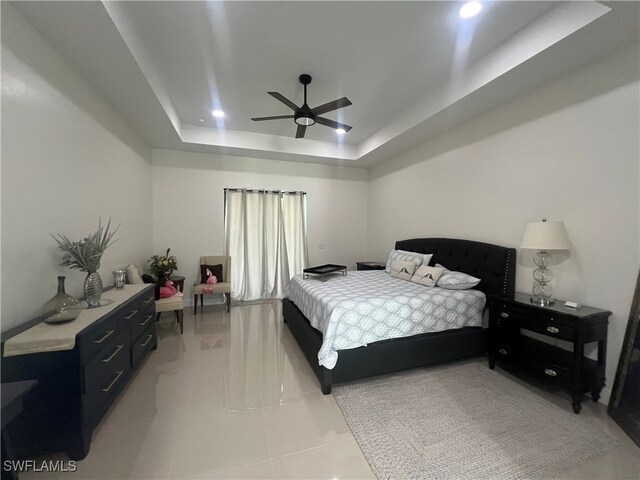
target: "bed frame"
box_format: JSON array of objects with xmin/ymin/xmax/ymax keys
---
[{"xmin": 282, "ymin": 238, "xmax": 516, "ymax": 394}]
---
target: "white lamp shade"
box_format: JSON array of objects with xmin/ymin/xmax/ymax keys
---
[{"xmin": 520, "ymin": 220, "xmax": 571, "ymax": 250}]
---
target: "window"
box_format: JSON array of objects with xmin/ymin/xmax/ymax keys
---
[{"xmin": 224, "ymin": 188, "xmax": 308, "ymax": 301}]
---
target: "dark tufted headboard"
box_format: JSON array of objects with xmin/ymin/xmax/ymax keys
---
[{"xmin": 394, "ymin": 238, "xmax": 516, "ymax": 298}]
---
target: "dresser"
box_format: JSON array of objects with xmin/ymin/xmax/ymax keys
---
[
  {"xmin": 0, "ymin": 285, "xmax": 156, "ymax": 460},
  {"xmin": 488, "ymin": 293, "xmax": 610, "ymax": 413}
]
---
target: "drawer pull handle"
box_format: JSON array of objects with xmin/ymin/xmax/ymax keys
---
[
  {"xmin": 500, "ymin": 312, "xmax": 509, "ymax": 319},
  {"xmin": 545, "ymin": 368, "xmax": 557, "ymax": 377},
  {"xmin": 102, "ymin": 370, "xmax": 124, "ymax": 392},
  {"xmin": 144, "ymin": 296, "xmax": 154, "ymax": 304},
  {"xmin": 93, "ymin": 330, "xmax": 114, "ymax": 344},
  {"xmin": 547, "ymin": 326, "xmax": 560, "ymax": 334},
  {"xmin": 139, "ymin": 315, "xmax": 153, "ymax": 327},
  {"xmin": 102, "ymin": 344, "xmax": 123, "ymax": 363},
  {"xmin": 124, "ymin": 310, "xmax": 139, "ymax": 320},
  {"xmin": 140, "ymin": 334, "xmax": 154, "ymax": 347},
  {"xmin": 499, "ymin": 348, "xmax": 508, "ymax": 355}
]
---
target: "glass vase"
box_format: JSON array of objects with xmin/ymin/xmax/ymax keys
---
[
  {"xmin": 85, "ymin": 271, "xmax": 103, "ymax": 308},
  {"xmin": 41, "ymin": 276, "xmax": 80, "ymax": 318}
]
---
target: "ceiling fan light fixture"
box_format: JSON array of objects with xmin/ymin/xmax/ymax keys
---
[
  {"xmin": 294, "ymin": 112, "xmax": 316, "ymax": 126},
  {"xmin": 252, "ymin": 74, "xmax": 351, "ymax": 138}
]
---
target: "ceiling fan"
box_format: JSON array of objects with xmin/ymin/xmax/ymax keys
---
[{"xmin": 251, "ymin": 74, "xmax": 352, "ymax": 139}]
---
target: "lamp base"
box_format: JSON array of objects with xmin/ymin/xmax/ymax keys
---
[{"xmin": 530, "ymin": 296, "xmax": 555, "ymax": 307}]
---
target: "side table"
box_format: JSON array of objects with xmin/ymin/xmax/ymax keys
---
[
  {"xmin": 356, "ymin": 262, "xmax": 386, "ymax": 271},
  {"xmin": 488, "ymin": 292, "xmax": 610, "ymax": 413}
]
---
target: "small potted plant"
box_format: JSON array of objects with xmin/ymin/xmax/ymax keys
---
[
  {"xmin": 148, "ymin": 248, "xmax": 178, "ymax": 282},
  {"xmin": 51, "ymin": 218, "xmax": 119, "ymax": 308}
]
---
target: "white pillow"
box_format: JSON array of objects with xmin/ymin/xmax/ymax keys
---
[
  {"xmin": 435, "ymin": 264, "xmax": 481, "ymax": 290},
  {"xmin": 126, "ymin": 264, "xmax": 143, "ymax": 284},
  {"xmin": 385, "ymin": 249, "xmax": 424, "ymax": 273},
  {"xmin": 411, "ymin": 265, "xmax": 445, "ymax": 287},
  {"xmin": 389, "ymin": 260, "xmax": 416, "ymax": 281},
  {"xmin": 397, "ymin": 250, "xmax": 433, "ymax": 269}
]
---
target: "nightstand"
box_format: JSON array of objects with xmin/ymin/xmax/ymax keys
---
[
  {"xmin": 356, "ymin": 262, "xmax": 386, "ymax": 271},
  {"xmin": 488, "ymin": 292, "xmax": 610, "ymax": 414}
]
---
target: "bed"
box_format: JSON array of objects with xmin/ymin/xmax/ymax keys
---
[{"xmin": 282, "ymin": 238, "xmax": 516, "ymax": 394}]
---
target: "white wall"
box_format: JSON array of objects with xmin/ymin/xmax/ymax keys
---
[
  {"xmin": 151, "ymin": 149, "xmax": 368, "ymax": 304},
  {"xmin": 368, "ymin": 45, "xmax": 640, "ymax": 402},
  {"xmin": 1, "ymin": 5, "xmax": 153, "ymax": 331}
]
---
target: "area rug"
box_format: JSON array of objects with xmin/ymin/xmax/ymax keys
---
[{"xmin": 332, "ymin": 361, "xmax": 619, "ymax": 479}]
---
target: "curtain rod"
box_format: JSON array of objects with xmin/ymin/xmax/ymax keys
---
[{"xmin": 224, "ymin": 188, "xmax": 306, "ymax": 195}]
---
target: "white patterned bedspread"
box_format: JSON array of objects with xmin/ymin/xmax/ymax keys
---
[{"xmin": 286, "ymin": 270, "xmax": 486, "ymax": 369}]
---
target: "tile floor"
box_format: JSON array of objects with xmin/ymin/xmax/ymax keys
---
[{"xmin": 22, "ymin": 301, "xmax": 640, "ymax": 479}]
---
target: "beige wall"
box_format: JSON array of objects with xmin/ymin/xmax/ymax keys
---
[
  {"xmin": 151, "ymin": 149, "xmax": 368, "ymax": 304},
  {"xmin": 1, "ymin": 5, "xmax": 153, "ymax": 331},
  {"xmin": 368, "ymin": 45, "xmax": 640, "ymax": 402}
]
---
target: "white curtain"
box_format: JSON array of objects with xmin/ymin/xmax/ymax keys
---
[{"xmin": 224, "ymin": 189, "xmax": 308, "ymax": 301}]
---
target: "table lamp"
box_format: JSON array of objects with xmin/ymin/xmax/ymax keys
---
[{"xmin": 520, "ymin": 218, "xmax": 571, "ymax": 306}]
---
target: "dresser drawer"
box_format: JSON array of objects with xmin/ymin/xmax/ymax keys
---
[
  {"xmin": 78, "ymin": 313, "xmax": 122, "ymax": 363},
  {"xmin": 131, "ymin": 311, "xmax": 155, "ymax": 343},
  {"xmin": 83, "ymin": 330, "xmax": 130, "ymax": 392},
  {"xmin": 132, "ymin": 324, "xmax": 156, "ymax": 367},
  {"xmin": 496, "ymin": 305, "xmax": 575, "ymax": 341},
  {"xmin": 118, "ymin": 298, "xmax": 143, "ymax": 330},
  {"xmin": 83, "ymin": 346, "xmax": 130, "ymax": 420},
  {"xmin": 140, "ymin": 291, "xmax": 156, "ymax": 312}
]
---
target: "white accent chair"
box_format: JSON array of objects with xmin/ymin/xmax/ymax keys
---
[
  {"xmin": 127, "ymin": 263, "xmax": 185, "ymax": 334},
  {"xmin": 193, "ymin": 256, "xmax": 231, "ymax": 314},
  {"xmin": 156, "ymin": 296, "xmax": 184, "ymax": 334}
]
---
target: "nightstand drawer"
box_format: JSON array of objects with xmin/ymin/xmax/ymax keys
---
[
  {"xmin": 496, "ymin": 342, "xmax": 572, "ymax": 386},
  {"xmin": 536, "ymin": 363, "xmax": 572, "ymax": 385},
  {"xmin": 497, "ymin": 306, "xmax": 575, "ymax": 341}
]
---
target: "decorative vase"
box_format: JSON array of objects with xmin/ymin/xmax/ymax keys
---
[
  {"xmin": 41, "ymin": 276, "xmax": 81, "ymax": 323},
  {"xmin": 85, "ymin": 271, "xmax": 103, "ymax": 308},
  {"xmin": 113, "ymin": 270, "xmax": 126, "ymax": 289}
]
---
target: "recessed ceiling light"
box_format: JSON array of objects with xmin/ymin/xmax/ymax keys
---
[
  {"xmin": 336, "ymin": 128, "xmax": 347, "ymax": 135},
  {"xmin": 198, "ymin": 118, "xmax": 205, "ymax": 123},
  {"xmin": 211, "ymin": 109, "xmax": 225, "ymax": 118},
  {"xmin": 459, "ymin": 1, "xmax": 482, "ymax": 19}
]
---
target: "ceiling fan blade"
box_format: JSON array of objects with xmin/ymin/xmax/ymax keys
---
[
  {"xmin": 316, "ymin": 117, "xmax": 352, "ymax": 132},
  {"xmin": 295, "ymin": 125, "xmax": 307, "ymax": 139},
  {"xmin": 312, "ymin": 97, "xmax": 352, "ymax": 116},
  {"xmin": 268, "ymin": 92, "xmax": 299, "ymax": 111},
  {"xmin": 251, "ymin": 115, "xmax": 295, "ymax": 121}
]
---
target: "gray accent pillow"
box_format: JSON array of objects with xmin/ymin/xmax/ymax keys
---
[
  {"xmin": 435, "ymin": 263, "xmax": 481, "ymax": 290},
  {"xmin": 385, "ymin": 249, "xmax": 425, "ymax": 273},
  {"xmin": 389, "ymin": 260, "xmax": 416, "ymax": 281},
  {"xmin": 411, "ymin": 265, "xmax": 445, "ymax": 287}
]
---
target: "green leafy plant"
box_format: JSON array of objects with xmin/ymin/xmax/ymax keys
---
[
  {"xmin": 148, "ymin": 248, "xmax": 178, "ymax": 279},
  {"xmin": 50, "ymin": 218, "xmax": 119, "ymax": 273}
]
